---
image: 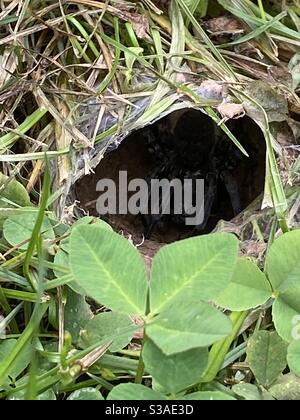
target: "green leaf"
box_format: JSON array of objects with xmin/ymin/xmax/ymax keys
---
[
  {"xmin": 215, "ymin": 258, "xmax": 272, "ymax": 311},
  {"xmin": 80, "ymin": 312, "xmax": 136, "ymax": 353},
  {"xmin": 70, "ymin": 225, "xmax": 148, "ymax": 315},
  {"xmin": 53, "ymin": 248, "xmax": 86, "ymax": 295},
  {"xmin": 3, "ymin": 213, "xmax": 55, "ymax": 250},
  {"xmin": 36, "ymin": 389, "xmax": 57, "ymax": 400},
  {"xmin": 247, "ymin": 331, "xmax": 288, "ymax": 387},
  {"xmin": 142, "ymin": 339, "xmax": 208, "ymax": 395},
  {"xmin": 107, "ymin": 383, "xmax": 166, "ymax": 400},
  {"xmin": 59, "ymin": 217, "xmax": 113, "ymax": 254},
  {"xmin": 0, "ymin": 172, "xmax": 31, "ymax": 208},
  {"xmin": 269, "ymin": 374, "xmax": 300, "ymax": 400},
  {"xmin": 67, "ymin": 388, "xmax": 104, "ymax": 400},
  {"xmin": 181, "ymin": 391, "xmax": 236, "ymax": 400},
  {"xmin": 0, "ymin": 208, "xmax": 38, "ymax": 229},
  {"xmin": 64, "ymin": 288, "xmax": 92, "ymax": 342},
  {"xmin": 54, "ymin": 218, "xmax": 113, "ymax": 294},
  {"xmin": 124, "ymin": 47, "xmax": 144, "ymax": 84},
  {"xmin": 266, "ymin": 230, "xmax": 300, "ymax": 292},
  {"xmin": 51, "ymin": 220, "xmax": 70, "ymax": 237},
  {"xmin": 232, "ymin": 383, "xmax": 274, "ymax": 400},
  {"xmin": 0, "ymin": 305, "xmax": 48, "ymax": 386},
  {"xmin": 9, "ymin": 388, "xmax": 56, "ymax": 400},
  {"xmin": 287, "ymin": 340, "xmax": 300, "ymax": 377},
  {"xmin": 272, "ymin": 287, "xmax": 300, "ymax": 342},
  {"xmin": 146, "ymin": 300, "xmax": 232, "ymax": 355},
  {"xmin": 150, "ymin": 233, "xmax": 239, "ymax": 314},
  {"xmin": 54, "ymin": 247, "xmax": 69, "ymax": 269},
  {"xmin": 0, "ymin": 340, "xmax": 31, "ymax": 384},
  {"xmin": 184, "ymin": 0, "xmax": 209, "ymax": 17},
  {"xmin": 72, "ymin": 216, "xmax": 113, "ymax": 231}
]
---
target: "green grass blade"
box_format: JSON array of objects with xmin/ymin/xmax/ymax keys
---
[{"xmin": 23, "ymin": 159, "xmax": 51, "ymax": 291}]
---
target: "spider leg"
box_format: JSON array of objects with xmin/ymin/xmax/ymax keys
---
[
  {"xmin": 140, "ymin": 179, "xmax": 160, "ymax": 239},
  {"xmin": 141, "ymin": 159, "xmax": 175, "ymax": 239},
  {"xmin": 220, "ymin": 169, "xmax": 242, "ymax": 215},
  {"xmin": 194, "ymin": 172, "xmax": 218, "ymax": 233},
  {"xmin": 143, "ymin": 184, "xmax": 173, "ymax": 239},
  {"xmin": 143, "ymin": 215, "xmax": 164, "ymax": 239}
]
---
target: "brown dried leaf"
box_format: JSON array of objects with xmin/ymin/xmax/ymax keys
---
[
  {"xmin": 131, "ymin": 14, "xmax": 150, "ymax": 39},
  {"xmin": 198, "ymin": 80, "xmax": 226, "ymax": 101},
  {"xmin": 267, "ymin": 65, "xmax": 293, "ymax": 88},
  {"xmin": 217, "ymin": 102, "xmax": 245, "ymax": 120},
  {"xmin": 204, "ymin": 15, "xmax": 244, "ymax": 36}
]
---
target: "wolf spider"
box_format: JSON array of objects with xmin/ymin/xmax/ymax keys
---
[{"xmin": 141, "ymin": 112, "xmax": 243, "ymax": 239}]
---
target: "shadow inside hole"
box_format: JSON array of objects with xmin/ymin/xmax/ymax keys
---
[{"xmin": 76, "ymin": 109, "xmax": 266, "ymax": 248}]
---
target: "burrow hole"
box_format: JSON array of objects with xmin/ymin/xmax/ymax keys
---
[{"xmin": 76, "ymin": 109, "xmax": 266, "ymax": 256}]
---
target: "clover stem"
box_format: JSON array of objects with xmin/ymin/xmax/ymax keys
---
[
  {"xmin": 200, "ymin": 311, "xmax": 249, "ymax": 384},
  {"xmin": 135, "ymin": 333, "xmax": 146, "ymax": 384}
]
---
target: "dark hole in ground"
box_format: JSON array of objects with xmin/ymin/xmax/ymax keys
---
[{"xmin": 76, "ymin": 110, "xmax": 266, "ymax": 260}]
